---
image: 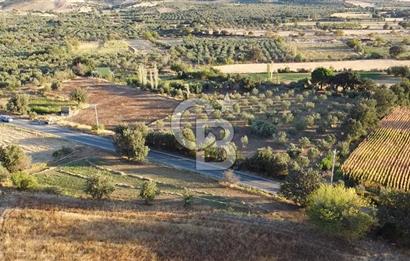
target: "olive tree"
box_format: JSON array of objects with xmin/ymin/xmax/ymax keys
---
[
  {"xmin": 280, "ymin": 169, "xmax": 322, "ymax": 206},
  {"xmin": 0, "ymin": 145, "xmax": 31, "ymax": 173},
  {"xmin": 7, "ymin": 94, "xmax": 30, "ymax": 114},
  {"xmin": 84, "ymin": 174, "xmax": 115, "ymax": 199},
  {"xmin": 113, "ymin": 124, "xmax": 149, "ymax": 162}
]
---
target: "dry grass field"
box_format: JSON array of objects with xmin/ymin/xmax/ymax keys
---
[
  {"xmin": 0, "ymin": 124, "xmax": 76, "ymax": 163},
  {"xmin": 0, "ymin": 191, "xmax": 407, "ymax": 261},
  {"xmin": 75, "ymin": 40, "xmax": 129, "ymax": 55},
  {"xmin": 214, "ymin": 60, "xmax": 410, "ymax": 74},
  {"xmin": 60, "ymin": 78, "xmax": 179, "ymax": 128},
  {"xmin": 342, "ymin": 107, "xmax": 410, "ymax": 191},
  {"xmin": 290, "ymin": 40, "xmax": 359, "ymax": 61}
]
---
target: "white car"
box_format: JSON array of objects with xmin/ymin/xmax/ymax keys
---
[{"xmin": 0, "ymin": 115, "xmax": 13, "ymax": 123}]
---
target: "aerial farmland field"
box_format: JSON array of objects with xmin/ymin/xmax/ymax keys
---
[{"xmin": 1, "ymin": 0, "xmax": 410, "ymax": 259}]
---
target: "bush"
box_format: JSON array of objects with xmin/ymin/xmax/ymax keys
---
[
  {"xmin": 294, "ymin": 117, "xmax": 308, "ymax": 131},
  {"xmin": 307, "ymin": 147, "xmax": 320, "ymax": 160},
  {"xmin": 306, "ymin": 184, "xmax": 375, "ymax": 240},
  {"xmin": 183, "ymin": 189, "xmax": 194, "ymax": 207},
  {"xmin": 52, "ymin": 146, "xmax": 74, "ymax": 159},
  {"xmin": 251, "ymin": 119, "xmax": 276, "ymax": 137},
  {"xmin": 69, "ymin": 88, "xmax": 88, "ymax": 104},
  {"xmin": 140, "ymin": 181, "xmax": 159, "ymax": 205},
  {"xmin": 243, "ymin": 147, "xmax": 290, "ymax": 177},
  {"xmin": 11, "ymin": 172, "xmax": 38, "ymax": 191},
  {"xmin": 275, "ymin": 131, "xmax": 288, "ymax": 145},
  {"xmin": 7, "ymin": 94, "xmax": 30, "ymax": 114},
  {"xmin": 146, "ymin": 131, "xmax": 194, "ymax": 157},
  {"xmin": 51, "ymin": 80, "xmax": 61, "ymax": 91},
  {"xmin": 378, "ymin": 190, "xmax": 410, "ymax": 245},
  {"xmin": 0, "ymin": 145, "xmax": 31, "ymax": 172},
  {"xmin": 287, "ymin": 143, "xmax": 302, "ymax": 159},
  {"xmin": 319, "ymin": 153, "xmax": 334, "ymax": 171},
  {"xmin": 280, "ymin": 169, "xmax": 322, "ymax": 206},
  {"xmin": 84, "ymin": 174, "xmax": 115, "ymax": 199},
  {"xmin": 113, "ymin": 123, "xmax": 149, "ymax": 162},
  {"xmin": 299, "ymin": 137, "xmax": 311, "ymax": 148}
]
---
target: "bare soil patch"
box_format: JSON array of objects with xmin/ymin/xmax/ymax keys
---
[{"xmin": 61, "ymin": 78, "xmax": 179, "ymax": 128}]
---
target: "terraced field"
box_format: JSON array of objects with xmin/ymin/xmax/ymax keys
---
[{"xmin": 342, "ymin": 107, "xmax": 410, "ymax": 190}]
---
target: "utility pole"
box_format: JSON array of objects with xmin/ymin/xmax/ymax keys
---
[
  {"xmin": 94, "ymin": 104, "xmax": 99, "ymax": 127},
  {"xmin": 330, "ymin": 149, "xmax": 337, "ymax": 184}
]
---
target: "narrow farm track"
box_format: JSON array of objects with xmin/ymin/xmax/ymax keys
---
[{"xmin": 342, "ymin": 107, "xmax": 410, "ymax": 190}]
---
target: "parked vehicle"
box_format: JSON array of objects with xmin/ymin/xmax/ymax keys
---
[{"xmin": 0, "ymin": 115, "xmax": 13, "ymax": 123}]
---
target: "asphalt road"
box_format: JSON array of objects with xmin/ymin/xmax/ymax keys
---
[{"xmin": 9, "ymin": 119, "xmax": 280, "ymax": 194}]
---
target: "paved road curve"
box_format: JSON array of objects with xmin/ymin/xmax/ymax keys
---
[{"xmin": 10, "ymin": 119, "xmax": 280, "ymax": 194}]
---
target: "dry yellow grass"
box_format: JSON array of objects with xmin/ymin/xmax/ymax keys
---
[
  {"xmin": 75, "ymin": 40, "xmax": 129, "ymax": 55},
  {"xmin": 0, "ymin": 124, "xmax": 77, "ymax": 163},
  {"xmin": 1, "ymin": 191, "xmax": 405, "ymax": 261},
  {"xmin": 330, "ymin": 12, "xmax": 372, "ymax": 19},
  {"xmin": 214, "ymin": 60, "xmax": 410, "ymax": 74}
]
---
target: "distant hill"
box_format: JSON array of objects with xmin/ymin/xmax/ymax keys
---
[{"xmin": 0, "ymin": 0, "xmax": 136, "ymax": 12}]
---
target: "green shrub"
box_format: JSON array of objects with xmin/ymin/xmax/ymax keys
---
[
  {"xmin": 52, "ymin": 146, "xmax": 74, "ymax": 159},
  {"xmin": 243, "ymin": 147, "xmax": 290, "ymax": 177},
  {"xmin": 140, "ymin": 181, "xmax": 159, "ymax": 205},
  {"xmin": 84, "ymin": 175, "xmax": 115, "ymax": 199},
  {"xmin": 251, "ymin": 120, "xmax": 276, "ymax": 137},
  {"xmin": 307, "ymin": 147, "xmax": 320, "ymax": 160},
  {"xmin": 69, "ymin": 88, "xmax": 88, "ymax": 104},
  {"xmin": 306, "ymin": 184, "xmax": 375, "ymax": 240},
  {"xmin": 280, "ymin": 169, "xmax": 322, "ymax": 206},
  {"xmin": 11, "ymin": 172, "xmax": 38, "ymax": 191},
  {"xmin": 146, "ymin": 131, "xmax": 194, "ymax": 157},
  {"xmin": 51, "ymin": 80, "xmax": 61, "ymax": 91},
  {"xmin": 319, "ymin": 153, "xmax": 334, "ymax": 171},
  {"xmin": 7, "ymin": 94, "xmax": 30, "ymax": 114},
  {"xmin": 294, "ymin": 117, "xmax": 307, "ymax": 131},
  {"xmin": 378, "ymin": 190, "xmax": 410, "ymax": 245},
  {"xmin": 183, "ymin": 189, "xmax": 194, "ymax": 207},
  {"xmin": 0, "ymin": 145, "xmax": 31, "ymax": 172},
  {"xmin": 113, "ymin": 123, "xmax": 149, "ymax": 162},
  {"xmin": 275, "ymin": 131, "xmax": 288, "ymax": 145}
]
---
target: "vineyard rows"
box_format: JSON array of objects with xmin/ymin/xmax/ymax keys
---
[{"xmin": 342, "ymin": 107, "xmax": 410, "ymax": 191}]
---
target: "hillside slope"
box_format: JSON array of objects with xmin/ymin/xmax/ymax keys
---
[{"xmin": 0, "ymin": 191, "xmax": 408, "ymax": 260}]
